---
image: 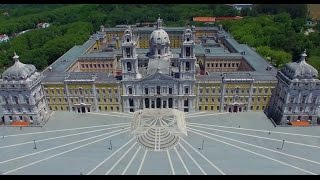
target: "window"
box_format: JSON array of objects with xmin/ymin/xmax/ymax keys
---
[
  {"xmin": 256, "ymin": 106, "xmax": 259, "ymax": 110},
  {"xmin": 302, "ymin": 95, "xmax": 307, "ymax": 103},
  {"xmin": 250, "ymin": 106, "xmax": 253, "ymax": 110},
  {"xmin": 200, "ymin": 98, "xmax": 202, "ymax": 102},
  {"xmin": 184, "ymin": 99, "xmax": 188, "ymax": 106},
  {"xmin": 14, "ymin": 96, "xmax": 19, "ymax": 104},
  {"xmin": 217, "ymin": 106, "xmax": 220, "ymax": 111},
  {"xmin": 206, "ymin": 98, "xmax": 208, "ymax": 102},
  {"xmin": 126, "ymin": 48, "xmax": 131, "ymax": 58},
  {"xmin": 185, "ymin": 87, "xmax": 189, "ymax": 94},
  {"xmin": 186, "ymin": 47, "xmax": 190, "ymax": 57},
  {"xmin": 128, "ymin": 87, "xmax": 133, "ymax": 94},
  {"xmin": 128, "ymin": 98, "xmax": 134, "ymax": 107},
  {"xmin": 145, "ymin": 88, "xmax": 149, "ymax": 94},
  {"xmin": 157, "ymin": 86, "xmax": 161, "ymax": 94},
  {"xmin": 127, "ymin": 62, "xmax": 132, "ymax": 72},
  {"xmin": 186, "ymin": 62, "xmax": 190, "ymax": 71},
  {"xmin": 199, "ymin": 106, "xmax": 202, "ymax": 110},
  {"xmin": 25, "ymin": 97, "xmax": 29, "ymax": 104},
  {"xmin": 205, "ymin": 106, "xmax": 208, "ymax": 110},
  {"xmin": 211, "ymin": 106, "xmax": 214, "ymax": 110},
  {"xmin": 169, "ymin": 87, "xmax": 173, "ymax": 94}
]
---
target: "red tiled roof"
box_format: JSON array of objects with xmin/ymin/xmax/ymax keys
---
[
  {"xmin": 290, "ymin": 121, "xmax": 310, "ymax": 126},
  {"xmin": 193, "ymin": 16, "xmax": 243, "ymax": 23},
  {"xmin": 12, "ymin": 121, "xmax": 30, "ymax": 127},
  {"xmin": 193, "ymin": 17, "xmax": 216, "ymax": 22}
]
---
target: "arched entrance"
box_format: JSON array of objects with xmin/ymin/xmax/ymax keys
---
[
  {"xmin": 168, "ymin": 98, "xmax": 173, "ymax": 108},
  {"xmin": 74, "ymin": 103, "xmax": 91, "ymax": 113},
  {"xmin": 156, "ymin": 98, "xmax": 161, "ymax": 108},
  {"xmin": 145, "ymin": 98, "xmax": 150, "ymax": 108},
  {"xmin": 228, "ymin": 103, "xmax": 243, "ymax": 113}
]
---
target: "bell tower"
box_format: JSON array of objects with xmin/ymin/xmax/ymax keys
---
[
  {"xmin": 179, "ymin": 27, "xmax": 196, "ymax": 80},
  {"xmin": 121, "ymin": 26, "xmax": 140, "ymax": 80}
]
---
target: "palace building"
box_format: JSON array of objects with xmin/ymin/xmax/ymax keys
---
[
  {"xmin": 267, "ymin": 50, "xmax": 320, "ymax": 126},
  {"xmin": 2, "ymin": 17, "xmax": 316, "ymax": 126}
]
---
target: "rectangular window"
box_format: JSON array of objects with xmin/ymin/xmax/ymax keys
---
[
  {"xmin": 211, "ymin": 106, "xmax": 214, "ymax": 110},
  {"xmin": 145, "ymin": 88, "xmax": 149, "ymax": 94},
  {"xmin": 185, "ymin": 87, "xmax": 189, "ymax": 94},
  {"xmin": 205, "ymin": 106, "xmax": 208, "ymax": 110},
  {"xmin": 184, "ymin": 100, "xmax": 188, "ymax": 106},
  {"xmin": 169, "ymin": 87, "xmax": 173, "ymax": 94},
  {"xmin": 157, "ymin": 86, "xmax": 161, "ymax": 95},
  {"xmin": 217, "ymin": 106, "xmax": 220, "ymax": 111},
  {"xmin": 199, "ymin": 106, "xmax": 202, "ymax": 110}
]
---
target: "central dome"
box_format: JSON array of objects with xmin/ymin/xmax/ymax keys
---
[{"xmin": 149, "ymin": 29, "xmax": 170, "ymax": 45}]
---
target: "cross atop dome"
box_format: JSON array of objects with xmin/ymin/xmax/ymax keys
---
[
  {"xmin": 13, "ymin": 51, "xmax": 19, "ymax": 62},
  {"xmin": 156, "ymin": 14, "xmax": 163, "ymax": 30},
  {"xmin": 299, "ymin": 49, "xmax": 307, "ymax": 63}
]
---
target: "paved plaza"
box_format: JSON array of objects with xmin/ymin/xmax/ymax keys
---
[{"xmin": 0, "ymin": 111, "xmax": 320, "ymax": 175}]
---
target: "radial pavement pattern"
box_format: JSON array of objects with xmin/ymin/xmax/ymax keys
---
[{"xmin": 0, "ymin": 111, "xmax": 320, "ymax": 175}]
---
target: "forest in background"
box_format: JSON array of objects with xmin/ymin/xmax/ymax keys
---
[{"xmin": 0, "ymin": 4, "xmax": 319, "ymax": 74}]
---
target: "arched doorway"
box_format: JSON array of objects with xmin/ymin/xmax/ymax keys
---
[
  {"xmin": 145, "ymin": 98, "xmax": 150, "ymax": 108},
  {"xmin": 168, "ymin": 98, "xmax": 173, "ymax": 108},
  {"xmin": 156, "ymin": 98, "xmax": 161, "ymax": 108}
]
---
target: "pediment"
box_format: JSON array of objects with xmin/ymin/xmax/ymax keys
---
[{"xmin": 141, "ymin": 72, "xmax": 176, "ymax": 82}]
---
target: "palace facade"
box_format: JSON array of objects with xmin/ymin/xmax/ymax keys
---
[{"xmin": 1, "ymin": 17, "xmax": 316, "ymax": 126}]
